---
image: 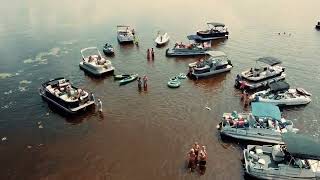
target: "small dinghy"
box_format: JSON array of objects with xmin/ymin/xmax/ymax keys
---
[
  {"xmin": 167, "ymin": 77, "xmax": 181, "ymax": 88},
  {"xmin": 119, "ymin": 74, "xmax": 138, "ymax": 86},
  {"xmin": 155, "ymin": 32, "xmax": 170, "ymax": 46},
  {"xmin": 178, "ymin": 73, "xmax": 187, "ymax": 79},
  {"xmin": 114, "ymin": 74, "xmax": 131, "ymax": 80},
  {"xmin": 103, "ymin": 43, "xmax": 114, "ymax": 55}
]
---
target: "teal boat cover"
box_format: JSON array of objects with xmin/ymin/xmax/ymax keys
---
[
  {"xmin": 251, "ymin": 102, "xmax": 281, "ymax": 120},
  {"xmin": 283, "ymin": 133, "xmax": 320, "ymax": 160}
]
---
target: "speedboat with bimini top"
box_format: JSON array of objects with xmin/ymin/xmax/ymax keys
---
[
  {"xmin": 250, "ymin": 81, "xmax": 312, "ymax": 106},
  {"xmin": 166, "ymin": 35, "xmax": 211, "ymax": 57},
  {"xmin": 80, "ymin": 47, "xmax": 115, "ymax": 76},
  {"xmin": 243, "ymin": 133, "xmax": 320, "ymax": 180},
  {"xmin": 188, "ymin": 51, "xmax": 233, "ymax": 79},
  {"xmin": 119, "ymin": 74, "xmax": 138, "ymax": 86},
  {"xmin": 195, "ymin": 22, "xmax": 229, "ymax": 41},
  {"xmin": 39, "ymin": 77, "xmax": 95, "ymax": 114},
  {"xmin": 217, "ymin": 102, "xmax": 298, "ymax": 144},
  {"xmin": 103, "ymin": 43, "xmax": 114, "ymax": 55},
  {"xmin": 235, "ymin": 57, "xmax": 286, "ymax": 90},
  {"xmin": 117, "ymin": 25, "xmax": 135, "ymax": 43},
  {"xmin": 155, "ymin": 32, "xmax": 170, "ymax": 46}
]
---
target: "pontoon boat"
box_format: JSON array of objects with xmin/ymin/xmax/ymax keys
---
[
  {"xmin": 80, "ymin": 47, "xmax": 114, "ymax": 76},
  {"xmin": 39, "ymin": 77, "xmax": 95, "ymax": 114}
]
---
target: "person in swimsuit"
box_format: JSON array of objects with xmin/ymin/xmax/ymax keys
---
[
  {"xmin": 193, "ymin": 142, "xmax": 200, "ymax": 165},
  {"xmin": 187, "ymin": 148, "xmax": 196, "ymax": 172},
  {"xmin": 198, "ymin": 148, "xmax": 207, "ymax": 175}
]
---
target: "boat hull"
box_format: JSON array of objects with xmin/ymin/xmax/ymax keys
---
[
  {"xmin": 166, "ymin": 48, "xmax": 207, "ymax": 57},
  {"xmin": 235, "ymin": 74, "xmax": 286, "ymax": 90},
  {"xmin": 191, "ymin": 65, "xmax": 233, "ymax": 78},
  {"xmin": 39, "ymin": 88, "xmax": 95, "ymax": 115},
  {"xmin": 79, "ymin": 62, "xmax": 114, "ymax": 77}
]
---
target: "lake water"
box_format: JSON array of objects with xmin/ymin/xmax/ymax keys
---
[{"xmin": 1, "ymin": 0, "xmax": 320, "ymax": 179}]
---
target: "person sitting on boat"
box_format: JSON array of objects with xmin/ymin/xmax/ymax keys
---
[
  {"xmin": 174, "ymin": 43, "xmax": 178, "ymax": 48},
  {"xmin": 187, "ymin": 148, "xmax": 196, "ymax": 172},
  {"xmin": 88, "ymin": 56, "xmax": 93, "ymax": 62}
]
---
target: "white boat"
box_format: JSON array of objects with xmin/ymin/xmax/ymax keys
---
[
  {"xmin": 188, "ymin": 51, "xmax": 233, "ymax": 78},
  {"xmin": 79, "ymin": 47, "xmax": 114, "ymax": 76},
  {"xmin": 250, "ymin": 81, "xmax": 312, "ymax": 106},
  {"xmin": 217, "ymin": 102, "xmax": 298, "ymax": 144},
  {"xmin": 243, "ymin": 133, "xmax": 320, "ymax": 180},
  {"xmin": 235, "ymin": 57, "xmax": 286, "ymax": 90},
  {"xmin": 155, "ymin": 32, "xmax": 170, "ymax": 46},
  {"xmin": 117, "ymin": 25, "xmax": 134, "ymax": 43}
]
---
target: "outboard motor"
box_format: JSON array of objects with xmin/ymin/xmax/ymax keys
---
[{"xmin": 227, "ymin": 60, "xmax": 232, "ymax": 66}]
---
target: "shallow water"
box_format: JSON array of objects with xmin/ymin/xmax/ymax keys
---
[{"xmin": 1, "ymin": 0, "xmax": 320, "ymax": 179}]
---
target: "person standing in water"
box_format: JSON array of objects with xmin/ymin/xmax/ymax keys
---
[
  {"xmin": 97, "ymin": 99, "xmax": 102, "ymax": 112},
  {"xmin": 199, "ymin": 146, "xmax": 207, "ymax": 175},
  {"xmin": 147, "ymin": 49, "xmax": 150, "ymax": 60},
  {"xmin": 143, "ymin": 75, "xmax": 148, "ymax": 89},
  {"xmin": 137, "ymin": 77, "xmax": 142, "ymax": 90},
  {"xmin": 151, "ymin": 48, "xmax": 155, "ymax": 59},
  {"xmin": 187, "ymin": 149, "xmax": 196, "ymax": 172},
  {"xmin": 192, "ymin": 142, "xmax": 200, "ymax": 165}
]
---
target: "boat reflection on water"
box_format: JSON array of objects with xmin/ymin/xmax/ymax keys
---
[{"xmin": 191, "ymin": 72, "xmax": 229, "ymax": 90}]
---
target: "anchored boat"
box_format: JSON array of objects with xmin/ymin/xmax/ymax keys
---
[
  {"xmin": 117, "ymin": 25, "xmax": 135, "ymax": 43},
  {"xmin": 119, "ymin": 74, "xmax": 138, "ymax": 85},
  {"xmin": 195, "ymin": 22, "xmax": 229, "ymax": 41},
  {"xmin": 235, "ymin": 57, "xmax": 286, "ymax": 90},
  {"xmin": 243, "ymin": 133, "xmax": 320, "ymax": 180},
  {"xmin": 103, "ymin": 43, "xmax": 114, "ymax": 55},
  {"xmin": 188, "ymin": 51, "xmax": 233, "ymax": 79},
  {"xmin": 217, "ymin": 102, "xmax": 298, "ymax": 144},
  {"xmin": 79, "ymin": 47, "xmax": 114, "ymax": 76},
  {"xmin": 155, "ymin": 32, "xmax": 170, "ymax": 46},
  {"xmin": 39, "ymin": 77, "xmax": 95, "ymax": 114},
  {"xmin": 166, "ymin": 36, "xmax": 211, "ymax": 57},
  {"xmin": 250, "ymin": 81, "xmax": 312, "ymax": 106}
]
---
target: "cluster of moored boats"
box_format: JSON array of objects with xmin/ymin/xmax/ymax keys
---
[{"xmin": 37, "ymin": 22, "xmax": 320, "ymax": 179}]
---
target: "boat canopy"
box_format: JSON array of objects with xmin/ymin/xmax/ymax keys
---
[
  {"xmin": 256, "ymin": 57, "xmax": 282, "ymax": 66},
  {"xmin": 117, "ymin": 25, "xmax": 131, "ymax": 28},
  {"xmin": 187, "ymin": 35, "xmax": 202, "ymax": 40},
  {"xmin": 251, "ymin": 102, "xmax": 281, "ymax": 120},
  {"xmin": 207, "ymin": 22, "xmax": 225, "ymax": 27},
  {"xmin": 80, "ymin": 47, "xmax": 102, "ymax": 59},
  {"xmin": 269, "ymin": 81, "xmax": 290, "ymax": 92},
  {"xmin": 205, "ymin": 51, "xmax": 226, "ymax": 57},
  {"xmin": 283, "ymin": 133, "xmax": 320, "ymax": 160}
]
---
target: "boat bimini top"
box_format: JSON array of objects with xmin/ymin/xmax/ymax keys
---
[
  {"xmin": 80, "ymin": 47, "xmax": 102, "ymax": 60},
  {"xmin": 251, "ymin": 102, "xmax": 281, "ymax": 121},
  {"xmin": 256, "ymin": 57, "xmax": 282, "ymax": 66},
  {"xmin": 268, "ymin": 81, "xmax": 290, "ymax": 92},
  {"xmin": 207, "ymin": 22, "xmax": 225, "ymax": 27},
  {"xmin": 205, "ymin": 51, "xmax": 227, "ymax": 58},
  {"xmin": 282, "ymin": 133, "xmax": 320, "ymax": 160}
]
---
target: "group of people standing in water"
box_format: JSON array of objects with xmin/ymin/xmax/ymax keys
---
[
  {"xmin": 187, "ymin": 142, "xmax": 207, "ymax": 174},
  {"xmin": 137, "ymin": 75, "xmax": 148, "ymax": 91},
  {"xmin": 147, "ymin": 48, "xmax": 155, "ymax": 60}
]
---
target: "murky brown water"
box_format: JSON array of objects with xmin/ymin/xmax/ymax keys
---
[{"xmin": 1, "ymin": 0, "xmax": 320, "ymax": 179}]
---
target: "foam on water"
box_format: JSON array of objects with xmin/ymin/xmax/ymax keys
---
[
  {"xmin": 4, "ymin": 90, "xmax": 13, "ymax": 95},
  {"xmin": 0, "ymin": 73, "xmax": 13, "ymax": 79},
  {"xmin": 23, "ymin": 47, "xmax": 61, "ymax": 64}
]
